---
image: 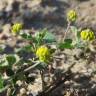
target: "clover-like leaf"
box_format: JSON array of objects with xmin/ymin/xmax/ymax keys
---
[
  {"xmin": 6, "ymin": 54, "xmax": 20, "ymax": 67},
  {"xmin": 21, "ymin": 45, "xmax": 33, "ymax": 52},
  {"xmin": 6, "ymin": 55, "xmax": 16, "ymax": 66},
  {"xmin": 70, "ymin": 26, "xmax": 78, "ymax": 33},
  {"xmin": 70, "ymin": 26, "xmax": 81, "ymax": 39},
  {"xmin": 58, "ymin": 39, "xmax": 73, "ymax": 49},
  {"xmin": 34, "ymin": 29, "xmax": 48, "ymax": 46},
  {"xmin": 43, "ymin": 32, "xmax": 56, "ymax": 43},
  {"xmin": 64, "ymin": 39, "xmax": 72, "ymax": 44},
  {"xmin": 20, "ymin": 33, "xmax": 33, "ymax": 40},
  {"xmin": 0, "ymin": 58, "xmax": 8, "ymax": 69},
  {"xmin": 35, "ymin": 29, "xmax": 47, "ymax": 40}
]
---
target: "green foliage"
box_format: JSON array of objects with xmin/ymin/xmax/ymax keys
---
[
  {"xmin": 6, "ymin": 55, "xmax": 16, "ymax": 67},
  {"xmin": 71, "ymin": 26, "xmax": 81, "ymax": 39},
  {"xmin": 35, "ymin": 62, "xmax": 47, "ymax": 70},
  {"xmin": 65, "ymin": 39, "xmax": 72, "ymax": 44},
  {"xmin": 0, "ymin": 58, "xmax": 9, "ymax": 68},
  {"xmin": 0, "ymin": 46, "xmax": 4, "ymax": 53},
  {"xmin": 70, "ymin": 26, "xmax": 78, "ymax": 33},
  {"xmin": 0, "ymin": 55, "xmax": 19, "ymax": 69},
  {"xmin": 0, "ymin": 75, "xmax": 4, "ymax": 90},
  {"xmin": 34, "ymin": 29, "xmax": 47, "ymax": 45},
  {"xmin": 20, "ymin": 33, "xmax": 33, "ymax": 40},
  {"xmin": 0, "ymin": 9, "xmax": 94, "ymax": 94},
  {"xmin": 43, "ymin": 32, "xmax": 56, "ymax": 43},
  {"xmin": 35, "ymin": 29, "xmax": 47, "ymax": 40},
  {"xmin": 15, "ymin": 45, "xmax": 33, "ymax": 53},
  {"xmin": 58, "ymin": 39, "xmax": 73, "ymax": 50},
  {"xmin": 70, "ymin": 26, "xmax": 84, "ymax": 48},
  {"xmin": 34, "ymin": 29, "xmax": 56, "ymax": 47}
]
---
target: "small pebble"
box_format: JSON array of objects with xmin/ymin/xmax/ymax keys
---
[
  {"xmin": 20, "ymin": 88, "xmax": 26, "ymax": 95},
  {"xmin": 16, "ymin": 80, "xmax": 23, "ymax": 86}
]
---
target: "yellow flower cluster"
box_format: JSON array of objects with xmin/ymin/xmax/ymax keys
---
[
  {"xmin": 67, "ymin": 10, "xmax": 77, "ymax": 22},
  {"xmin": 80, "ymin": 29, "xmax": 95, "ymax": 41},
  {"xmin": 36, "ymin": 46, "xmax": 51, "ymax": 63},
  {"xmin": 12, "ymin": 23, "xmax": 23, "ymax": 35}
]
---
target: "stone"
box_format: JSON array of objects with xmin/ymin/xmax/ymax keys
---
[{"xmin": 20, "ymin": 88, "xmax": 26, "ymax": 95}]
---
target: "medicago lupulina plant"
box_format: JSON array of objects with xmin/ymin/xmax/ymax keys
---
[{"xmin": 0, "ymin": 9, "xmax": 95, "ymax": 95}]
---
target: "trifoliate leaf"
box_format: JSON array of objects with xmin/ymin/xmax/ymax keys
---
[
  {"xmin": 43, "ymin": 32, "xmax": 56, "ymax": 43},
  {"xmin": 58, "ymin": 39, "xmax": 73, "ymax": 49}
]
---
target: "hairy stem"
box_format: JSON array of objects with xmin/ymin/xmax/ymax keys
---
[
  {"xmin": 40, "ymin": 70, "xmax": 45, "ymax": 91},
  {"xmin": 63, "ymin": 21, "xmax": 71, "ymax": 41}
]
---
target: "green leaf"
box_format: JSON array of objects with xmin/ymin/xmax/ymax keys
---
[
  {"xmin": 20, "ymin": 33, "xmax": 33, "ymax": 40},
  {"xmin": 0, "ymin": 54, "xmax": 19, "ymax": 69},
  {"xmin": 35, "ymin": 29, "xmax": 47, "ymax": 40},
  {"xmin": 36, "ymin": 62, "xmax": 47, "ymax": 70},
  {"xmin": 0, "ymin": 59, "xmax": 8, "ymax": 69},
  {"xmin": 77, "ymin": 31, "xmax": 81, "ymax": 39},
  {"xmin": 22, "ymin": 45, "xmax": 33, "ymax": 52},
  {"xmin": 58, "ymin": 42, "xmax": 73, "ymax": 49},
  {"xmin": 70, "ymin": 26, "xmax": 78, "ymax": 33},
  {"xmin": 0, "ymin": 45, "xmax": 6, "ymax": 53},
  {"xmin": 6, "ymin": 55, "xmax": 17, "ymax": 67},
  {"xmin": 75, "ymin": 40, "xmax": 85, "ymax": 48},
  {"xmin": 6, "ymin": 68, "xmax": 14, "ymax": 76},
  {"xmin": 15, "ymin": 45, "xmax": 34, "ymax": 56},
  {"xmin": 34, "ymin": 29, "xmax": 48, "ymax": 46},
  {"xmin": 0, "ymin": 75, "xmax": 4, "ymax": 90},
  {"xmin": 64, "ymin": 39, "xmax": 72, "ymax": 44},
  {"xmin": 58, "ymin": 39, "xmax": 73, "ymax": 49},
  {"xmin": 43, "ymin": 32, "xmax": 56, "ymax": 43},
  {"xmin": 70, "ymin": 26, "xmax": 81, "ymax": 39}
]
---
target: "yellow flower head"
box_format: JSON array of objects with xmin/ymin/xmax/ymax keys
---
[
  {"xmin": 36, "ymin": 46, "xmax": 51, "ymax": 63},
  {"xmin": 12, "ymin": 23, "xmax": 23, "ymax": 35},
  {"xmin": 67, "ymin": 10, "xmax": 77, "ymax": 22},
  {"xmin": 80, "ymin": 29, "xmax": 95, "ymax": 41}
]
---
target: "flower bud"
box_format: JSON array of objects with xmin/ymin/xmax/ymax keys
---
[
  {"xmin": 67, "ymin": 10, "xmax": 77, "ymax": 22},
  {"xmin": 36, "ymin": 46, "xmax": 51, "ymax": 63},
  {"xmin": 12, "ymin": 23, "xmax": 23, "ymax": 35},
  {"xmin": 80, "ymin": 29, "xmax": 95, "ymax": 41}
]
